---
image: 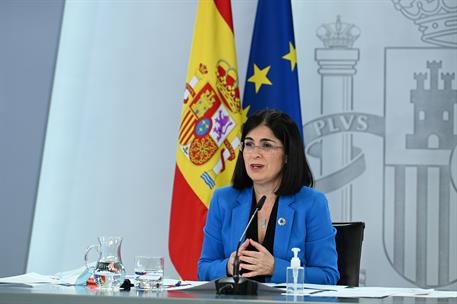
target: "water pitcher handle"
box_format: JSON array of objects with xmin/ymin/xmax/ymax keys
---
[{"xmin": 84, "ymin": 244, "xmax": 100, "ymax": 272}]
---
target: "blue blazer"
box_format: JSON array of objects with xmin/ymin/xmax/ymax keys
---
[{"xmin": 198, "ymin": 186, "xmax": 340, "ymax": 284}]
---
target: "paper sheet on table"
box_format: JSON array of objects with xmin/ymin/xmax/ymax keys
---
[
  {"xmin": 395, "ymin": 290, "xmax": 457, "ymax": 298},
  {"xmin": 164, "ymin": 280, "xmax": 209, "ymax": 291},
  {"xmin": 123, "ymin": 277, "xmax": 208, "ymax": 291},
  {"xmin": 0, "ymin": 273, "xmax": 60, "ymax": 287},
  {"xmin": 281, "ymin": 289, "xmax": 335, "ymax": 296},
  {"xmin": 311, "ymin": 286, "xmax": 436, "ymax": 298},
  {"xmin": 278, "ymin": 283, "xmax": 347, "ymax": 296},
  {"xmin": 167, "ymin": 280, "xmax": 282, "ymax": 292},
  {"xmin": 303, "ymin": 283, "xmax": 347, "ymax": 290},
  {"xmin": 0, "ymin": 265, "xmax": 91, "ymax": 287}
]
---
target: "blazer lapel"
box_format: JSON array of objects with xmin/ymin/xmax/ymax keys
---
[
  {"xmin": 231, "ymin": 188, "xmax": 252, "ymax": 252},
  {"xmin": 274, "ymin": 194, "xmax": 295, "ymax": 259}
]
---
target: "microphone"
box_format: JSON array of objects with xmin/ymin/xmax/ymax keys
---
[
  {"xmin": 233, "ymin": 195, "xmax": 266, "ymax": 283},
  {"xmin": 215, "ymin": 195, "xmax": 266, "ymax": 295}
]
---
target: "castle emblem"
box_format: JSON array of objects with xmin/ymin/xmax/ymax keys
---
[
  {"xmin": 383, "ymin": 53, "xmax": 457, "ymax": 288},
  {"xmin": 406, "ymin": 61, "xmax": 457, "ymax": 149}
]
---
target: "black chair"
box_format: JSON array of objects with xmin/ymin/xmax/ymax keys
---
[{"xmin": 333, "ymin": 222, "xmax": 365, "ymax": 286}]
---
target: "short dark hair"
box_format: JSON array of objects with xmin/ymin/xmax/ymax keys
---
[{"xmin": 232, "ymin": 109, "xmax": 314, "ymax": 195}]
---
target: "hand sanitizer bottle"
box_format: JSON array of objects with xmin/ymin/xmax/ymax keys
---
[{"xmin": 286, "ymin": 248, "xmax": 304, "ymax": 295}]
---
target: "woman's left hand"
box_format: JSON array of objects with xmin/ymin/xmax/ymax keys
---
[{"xmin": 238, "ymin": 239, "xmax": 275, "ymax": 277}]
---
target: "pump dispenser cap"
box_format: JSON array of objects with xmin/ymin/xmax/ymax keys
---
[{"xmin": 290, "ymin": 248, "xmax": 301, "ymax": 268}]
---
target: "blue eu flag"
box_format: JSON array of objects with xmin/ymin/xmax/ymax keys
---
[{"xmin": 243, "ymin": 0, "xmax": 303, "ymax": 138}]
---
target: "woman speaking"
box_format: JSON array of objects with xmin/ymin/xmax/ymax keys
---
[{"xmin": 198, "ymin": 109, "xmax": 339, "ymax": 284}]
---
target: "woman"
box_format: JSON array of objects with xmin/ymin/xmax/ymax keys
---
[{"xmin": 198, "ymin": 109, "xmax": 339, "ymax": 284}]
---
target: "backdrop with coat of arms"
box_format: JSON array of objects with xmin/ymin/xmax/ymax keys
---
[{"xmin": 294, "ymin": 0, "xmax": 456, "ymax": 289}]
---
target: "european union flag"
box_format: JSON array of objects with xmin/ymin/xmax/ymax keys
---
[{"xmin": 242, "ymin": 0, "xmax": 303, "ymax": 137}]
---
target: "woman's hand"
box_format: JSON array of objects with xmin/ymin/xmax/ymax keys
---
[
  {"xmin": 239, "ymin": 239, "xmax": 275, "ymax": 277},
  {"xmin": 227, "ymin": 239, "xmax": 250, "ymax": 275},
  {"xmin": 226, "ymin": 251, "xmax": 236, "ymax": 276}
]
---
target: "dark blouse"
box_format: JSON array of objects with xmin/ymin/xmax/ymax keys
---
[{"xmin": 240, "ymin": 193, "xmax": 279, "ymax": 282}]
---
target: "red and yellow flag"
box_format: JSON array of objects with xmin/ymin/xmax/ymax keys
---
[{"xmin": 169, "ymin": 0, "xmax": 244, "ymax": 280}]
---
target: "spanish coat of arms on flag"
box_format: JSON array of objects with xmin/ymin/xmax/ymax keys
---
[{"xmin": 169, "ymin": 0, "xmax": 244, "ymax": 280}]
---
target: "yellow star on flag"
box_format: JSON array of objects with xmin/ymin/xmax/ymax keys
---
[
  {"xmin": 248, "ymin": 64, "xmax": 272, "ymax": 93},
  {"xmin": 282, "ymin": 42, "xmax": 297, "ymax": 71}
]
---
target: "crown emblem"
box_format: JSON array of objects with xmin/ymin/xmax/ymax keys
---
[
  {"xmin": 316, "ymin": 15, "xmax": 360, "ymax": 48},
  {"xmin": 391, "ymin": 0, "xmax": 457, "ymax": 47},
  {"xmin": 215, "ymin": 60, "xmax": 241, "ymax": 113}
]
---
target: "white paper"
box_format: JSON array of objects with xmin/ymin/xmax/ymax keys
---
[
  {"xmin": 309, "ymin": 286, "xmax": 436, "ymax": 298},
  {"xmin": 165, "ymin": 280, "xmax": 282, "ymax": 293},
  {"xmin": 164, "ymin": 280, "xmax": 208, "ymax": 291},
  {"xmin": 276, "ymin": 283, "xmax": 346, "ymax": 296},
  {"xmin": 282, "ymin": 289, "xmax": 333, "ymax": 296},
  {"xmin": 396, "ymin": 290, "xmax": 457, "ymax": 298},
  {"xmin": 54, "ymin": 265, "xmax": 91, "ymax": 285},
  {"xmin": 0, "ymin": 273, "xmax": 60, "ymax": 287},
  {"xmin": 303, "ymin": 283, "xmax": 347, "ymax": 291},
  {"xmin": 0, "ymin": 264, "xmax": 91, "ymax": 287}
]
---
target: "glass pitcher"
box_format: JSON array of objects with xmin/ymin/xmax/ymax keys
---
[{"xmin": 84, "ymin": 236, "xmax": 126, "ymax": 289}]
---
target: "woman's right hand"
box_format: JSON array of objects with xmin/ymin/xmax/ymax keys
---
[
  {"xmin": 227, "ymin": 239, "xmax": 250, "ymax": 276},
  {"xmin": 227, "ymin": 251, "xmax": 236, "ymax": 276}
]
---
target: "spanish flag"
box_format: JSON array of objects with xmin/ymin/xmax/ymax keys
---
[{"xmin": 169, "ymin": 0, "xmax": 244, "ymax": 280}]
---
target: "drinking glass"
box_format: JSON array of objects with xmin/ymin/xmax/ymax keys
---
[{"xmin": 134, "ymin": 256, "xmax": 164, "ymax": 291}]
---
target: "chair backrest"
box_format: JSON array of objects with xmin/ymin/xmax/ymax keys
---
[{"xmin": 333, "ymin": 222, "xmax": 365, "ymax": 287}]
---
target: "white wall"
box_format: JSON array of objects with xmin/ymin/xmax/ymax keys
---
[{"xmin": 27, "ymin": 0, "xmax": 256, "ymax": 279}]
